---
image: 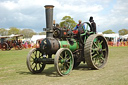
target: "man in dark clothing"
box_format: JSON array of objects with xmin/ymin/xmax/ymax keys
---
[{"xmin": 89, "ymin": 16, "xmax": 96, "ymax": 33}]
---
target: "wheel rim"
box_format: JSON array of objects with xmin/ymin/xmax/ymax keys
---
[
  {"xmin": 27, "ymin": 48, "xmax": 46, "ymax": 73},
  {"xmin": 55, "ymin": 48, "xmax": 74, "ymax": 76},
  {"xmin": 91, "ymin": 37, "xmax": 108, "ymax": 68}
]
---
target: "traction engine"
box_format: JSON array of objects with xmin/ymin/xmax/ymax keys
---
[{"xmin": 26, "ymin": 5, "xmax": 108, "ymax": 76}]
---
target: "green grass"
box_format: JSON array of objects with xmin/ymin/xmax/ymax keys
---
[{"xmin": 0, "ymin": 47, "xmax": 128, "ymax": 85}]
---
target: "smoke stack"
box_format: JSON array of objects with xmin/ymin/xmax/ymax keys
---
[{"xmin": 44, "ymin": 5, "xmax": 54, "ymax": 37}]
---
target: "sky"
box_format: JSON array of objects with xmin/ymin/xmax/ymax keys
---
[{"xmin": 0, "ymin": 0, "xmax": 128, "ymax": 33}]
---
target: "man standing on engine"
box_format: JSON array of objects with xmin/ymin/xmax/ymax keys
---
[
  {"xmin": 89, "ymin": 16, "xmax": 96, "ymax": 33},
  {"xmin": 73, "ymin": 20, "xmax": 85, "ymax": 34}
]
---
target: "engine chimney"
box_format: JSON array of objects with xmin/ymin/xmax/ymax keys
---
[{"xmin": 44, "ymin": 5, "xmax": 54, "ymax": 37}]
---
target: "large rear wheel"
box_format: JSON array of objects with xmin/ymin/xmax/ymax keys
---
[
  {"xmin": 54, "ymin": 48, "xmax": 74, "ymax": 76},
  {"xmin": 84, "ymin": 34, "xmax": 108, "ymax": 69}
]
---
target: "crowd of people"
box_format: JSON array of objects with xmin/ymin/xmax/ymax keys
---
[
  {"xmin": 107, "ymin": 38, "xmax": 128, "ymax": 46},
  {"xmin": 116, "ymin": 38, "xmax": 128, "ymax": 46},
  {"xmin": 22, "ymin": 41, "xmax": 35, "ymax": 49}
]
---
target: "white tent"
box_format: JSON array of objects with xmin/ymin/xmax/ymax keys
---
[
  {"xmin": 103, "ymin": 33, "xmax": 119, "ymax": 43},
  {"xmin": 122, "ymin": 34, "xmax": 128, "ymax": 39},
  {"xmin": 31, "ymin": 35, "xmax": 46, "ymax": 43}
]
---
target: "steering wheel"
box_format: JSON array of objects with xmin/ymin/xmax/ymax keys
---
[{"xmin": 78, "ymin": 22, "xmax": 93, "ymax": 44}]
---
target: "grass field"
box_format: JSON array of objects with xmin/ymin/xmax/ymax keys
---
[{"xmin": 0, "ymin": 47, "xmax": 128, "ymax": 85}]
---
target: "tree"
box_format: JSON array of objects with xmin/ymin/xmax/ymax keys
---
[
  {"xmin": 118, "ymin": 29, "xmax": 128, "ymax": 35},
  {"xmin": 0, "ymin": 28, "xmax": 8, "ymax": 36},
  {"xmin": 20, "ymin": 29, "xmax": 36, "ymax": 38},
  {"xmin": 8, "ymin": 27, "xmax": 20, "ymax": 35},
  {"xmin": 60, "ymin": 16, "xmax": 77, "ymax": 29},
  {"xmin": 103, "ymin": 29, "xmax": 115, "ymax": 34}
]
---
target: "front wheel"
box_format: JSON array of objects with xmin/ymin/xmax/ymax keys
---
[
  {"xmin": 54, "ymin": 48, "xmax": 74, "ymax": 76},
  {"xmin": 26, "ymin": 48, "xmax": 46, "ymax": 74},
  {"xmin": 84, "ymin": 34, "xmax": 108, "ymax": 69},
  {"xmin": 2, "ymin": 42, "xmax": 10, "ymax": 51}
]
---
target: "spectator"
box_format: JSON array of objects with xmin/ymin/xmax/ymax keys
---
[
  {"xmin": 127, "ymin": 38, "xmax": 128, "ymax": 46},
  {"xmin": 31, "ymin": 41, "xmax": 34, "ymax": 48},
  {"xmin": 117, "ymin": 38, "xmax": 120, "ymax": 46},
  {"xmin": 25, "ymin": 41, "xmax": 28, "ymax": 49}
]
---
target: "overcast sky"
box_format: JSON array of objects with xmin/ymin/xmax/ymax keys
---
[{"xmin": 0, "ymin": 0, "xmax": 128, "ymax": 33}]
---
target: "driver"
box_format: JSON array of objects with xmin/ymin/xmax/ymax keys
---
[
  {"xmin": 73, "ymin": 20, "xmax": 85, "ymax": 34},
  {"xmin": 89, "ymin": 16, "xmax": 96, "ymax": 33}
]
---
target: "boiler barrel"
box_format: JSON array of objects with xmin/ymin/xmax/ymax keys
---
[
  {"xmin": 40, "ymin": 38, "xmax": 60, "ymax": 54},
  {"xmin": 40, "ymin": 38, "xmax": 79, "ymax": 54}
]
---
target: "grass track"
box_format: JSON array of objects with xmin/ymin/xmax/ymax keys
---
[{"xmin": 0, "ymin": 47, "xmax": 128, "ymax": 85}]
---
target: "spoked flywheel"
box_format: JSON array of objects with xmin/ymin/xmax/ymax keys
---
[
  {"xmin": 54, "ymin": 48, "xmax": 74, "ymax": 76},
  {"xmin": 84, "ymin": 34, "xmax": 108, "ymax": 69},
  {"xmin": 27, "ymin": 48, "xmax": 46, "ymax": 73}
]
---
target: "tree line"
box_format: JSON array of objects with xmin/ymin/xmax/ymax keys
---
[
  {"xmin": 102, "ymin": 29, "xmax": 128, "ymax": 35},
  {"xmin": 0, "ymin": 27, "xmax": 46, "ymax": 38},
  {"xmin": 0, "ymin": 16, "xmax": 128, "ymax": 38}
]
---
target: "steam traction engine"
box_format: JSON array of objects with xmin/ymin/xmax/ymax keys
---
[{"xmin": 26, "ymin": 5, "xmax": 108, "ymax": 76}]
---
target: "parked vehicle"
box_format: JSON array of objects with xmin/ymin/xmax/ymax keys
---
[{"xmin": 26, "ymin": 5, "xmax": 108, "ymax": 76}]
